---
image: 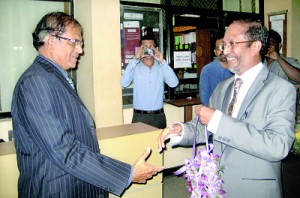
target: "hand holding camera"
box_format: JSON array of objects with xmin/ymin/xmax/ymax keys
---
[
  {"xmin": 134, "ymin": 46, "xmax": 155, "ymax": 60},
  {"xmin": 135, "ymin": 45, "xmax": 163, "ymax": 64},
  {"xmin": 265, "ymin": 44, "xmax": 279, "ymax": 61}
]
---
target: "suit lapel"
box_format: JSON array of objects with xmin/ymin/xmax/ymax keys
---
[
  {"xmin": 219, "ymin": 82, "xmax": 235, "ymax": 153},
  {"xmin": 37, "ymin": 56, "xmax": 86, "ymax": 107}
]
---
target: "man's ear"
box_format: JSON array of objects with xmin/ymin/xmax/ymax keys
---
[
  {"xmin": 213, "ymin": 49, "xmax": 217, "ymax": 56},
  {"xmin": 251, "ymin": 40, "xmax": 262, "ymax": 56},
  {"xmin": 41, "ymin": 34, "xmax": 56, "ymax": 53},
  {"xmin": 46, "ymin": 34, "xmax": 54, "ymax": 46}
]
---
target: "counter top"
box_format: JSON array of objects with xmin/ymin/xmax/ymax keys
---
[
  {"xmin": 164, "ymin": 98, "xmax": 200, "ymax": 107},
  {"xmin": 164, "ymin": 98, "xmax": 200, "ymax": 122},
  {"xmin": 97, "ymin": 122, "xmax": 158, "ymax": 140},
  {"xmin": 0, "ymin": 123, "xmax": 158, "ymax": 156}
]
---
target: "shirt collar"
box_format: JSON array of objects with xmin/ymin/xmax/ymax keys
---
[
  {"xmin": 235, "ymin": 62, "xmax": 263, "ymax": 83},
  {"xmin": 39, "ymin": 55, "xmax": 69, "ymax": 79}
]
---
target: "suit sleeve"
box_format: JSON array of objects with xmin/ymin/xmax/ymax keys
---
[
  {"xmin": 171, "ymin": 118, "xmax": 206, "ymax": 147},
  {"xmin": 15, "ymin": 75, "xmax": 132, "ymax": 196}
]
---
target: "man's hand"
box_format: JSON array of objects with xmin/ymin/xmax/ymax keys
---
[
  {"xmin": 134, "ymin": 46, "xmax": 145, "ymax": 60},
  {"xmin": 158, "ymin": 123, "xmax": 183, "ymax": 152},
  {"xmin": 131, "ymin": 147, "xmax": 164, "ymax": 184},
  {"xmin": 195, "ymin": 105, "xmax": 215, "ymax": 125},
  {"xmin": 153, "ymin": 48, "xmax": 164, "ymax": 63},
  {"xmin": 265, "ymin": 44, "xmax": 280, "ymax": 60}
]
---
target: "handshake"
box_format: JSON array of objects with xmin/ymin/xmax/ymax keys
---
[{"xmin": 131, "ymin": 147, "xmax": 164, "ymax": 184}]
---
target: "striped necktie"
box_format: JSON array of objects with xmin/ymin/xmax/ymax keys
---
[{"xmin": 228, "ymin": 78, "xmax": 243, "ymax": 116}]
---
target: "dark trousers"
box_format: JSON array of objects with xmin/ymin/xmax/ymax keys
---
[{"xmin": 132, "ymin": 112, "xmax": 166, "ymax": 129}]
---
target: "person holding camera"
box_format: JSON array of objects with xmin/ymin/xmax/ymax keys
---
[
  {"xmin": 121, "ymin": 34, "xmax": 178, "ymax": 129},
  {"xmin": 265, "ymin": 29, "xmax": 300, "ymax": 83}
]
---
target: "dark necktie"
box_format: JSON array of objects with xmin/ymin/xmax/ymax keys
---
[{"xmin": 228, "ymin": 78, "xmax": 243, "ymax": 116}]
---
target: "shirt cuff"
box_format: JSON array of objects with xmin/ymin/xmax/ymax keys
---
[
  {"xmin": 170, "ymin": 122, "xmax": 185, "ymax": 146},
  {"xmin": 207, "ymin": 110, "xmax": 222, "ymax": 134},
  {"xmin": 127, "ymin": 167, "xmax": 133, "ymax": 188}
]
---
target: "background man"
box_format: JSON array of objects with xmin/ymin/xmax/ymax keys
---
[
  {"xmin": 121, "ymin": 35, "xmax": 179, "ymax": 129},
  {"xmin": 158, "ymin": 19, "xmax": 296, "ymax": 198},
  {"xmin": 12, "ymin": 12, "xmax": 163, "ymax": 198},
  {"xmin": 199, "ymin": 35, "xmax": 233, "ymax": 105},
  {"xmin": 265, "ymin": 29, "xmax": 300, "ymax": 83}
]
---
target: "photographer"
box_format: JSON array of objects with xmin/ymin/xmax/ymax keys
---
[
  {"xmin": 121, "ymin": 35, "xmax": 178, "ymax": 128},
  {"xmin": 265, "ymin": 29, "xmax": 300, "ymax": 83}
]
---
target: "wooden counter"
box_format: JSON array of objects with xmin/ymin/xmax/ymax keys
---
[
  {"xmin": 0, "ymin": 140, "xmax": 15, "ymax": 156},
  {"xmin": 0, "ymin": 123, "xmax": 163, "ymax": 198},
  {"xmin": 0, "ymin": 141, "xmax": 18, "ymax": 197},
  {"xmin": 164, "ymin": 98, "xmax": 201, "ymax": 122},
  {"xmin": 96, "ymin": 123, "xmax": 163, "ymax": 198}
]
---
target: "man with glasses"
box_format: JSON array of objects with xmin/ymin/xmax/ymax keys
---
[
  {"xmin": 11, "ymin": 12, "xmax": 163, "ymax": 198},
  {"xmin": 158, "ymin": 19, "xmax": 295, "ymax": 198},
  {"xmin": 199, "ymin": 34, "xmax": 233, "ymax": 106}
]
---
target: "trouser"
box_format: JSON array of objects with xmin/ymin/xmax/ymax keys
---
[{"xmin": 132, "ymin": 111, "xmax": 166, "ymax": 129}]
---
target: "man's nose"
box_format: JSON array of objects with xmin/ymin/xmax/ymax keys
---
[
  {"xmin": 223, "ymin": 45, "xmax": 230, "ymax": 55},
  {"xmin": 76, "ymin": 45, "xmax": 83, "ymax": 54}
]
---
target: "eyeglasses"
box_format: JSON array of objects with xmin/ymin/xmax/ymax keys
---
[
  {"xmin": 52, "ymin": 35, "xmax": 84, "ymax": 47},
  {"xmin": 222, "ymin": 40, "xmax": 256, "ymax": 50},
  {"xmin": 215, "ymin": 45, "xmax": 223, "ymax": 51}
]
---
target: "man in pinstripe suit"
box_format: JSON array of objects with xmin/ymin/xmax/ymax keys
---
[{"xmin": 11, "ymin": 12, "xmax": 163, "ymax": 198}]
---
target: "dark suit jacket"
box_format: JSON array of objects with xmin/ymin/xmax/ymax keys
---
[
  {"xmin": 180, "ymin": 64, "xmax": 296, "ymax": 198},
  {"xmin": 12, "ymin": 55, "xmax": 131, "ymax": 198}
]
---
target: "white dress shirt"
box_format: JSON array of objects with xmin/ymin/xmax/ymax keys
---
[
  {"xmin": 207, "ymin": 62, "xmax": 263, "ymax": 133},
  {"xmin": 171, "ymin": 62, "xmax": 264, "ymax": 145}
]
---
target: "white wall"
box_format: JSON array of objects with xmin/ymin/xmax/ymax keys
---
[
  {"xmin": 0, "ymin": 0, "xmax": 68, "ymax": 113},
  {"xmin": 0, "ymin": 0, "xmax": 70, "ymax": 140}
]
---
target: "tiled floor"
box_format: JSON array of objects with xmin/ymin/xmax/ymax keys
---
[
  {"xmin": 163, "ymin": 167, "xmax": 190, "ymax": 198},
  {"xmin": 163, "ymin": 153, "xmax": 300, "ymax": 198},
  {"xmin": 163, "ymin": 174, "xmax": 189, "ymax": 198}
]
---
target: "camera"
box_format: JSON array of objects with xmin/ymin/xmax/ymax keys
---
[{"xmin": 144, "ymin": 48, "xmax": 155, "ymax": 55}]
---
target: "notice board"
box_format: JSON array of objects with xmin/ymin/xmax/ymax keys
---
[{"xmin": 268, "ymin": 10, "xmax": 287, "ymax": 56}]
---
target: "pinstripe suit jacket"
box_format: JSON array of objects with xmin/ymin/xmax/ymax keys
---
[
  {"xmin": 179, "ymin": 64, "xmax": 296, "ymax": 198},
  {"xmin": 11, "ymin": 55, "xmax": 132, "ymax": 198}
]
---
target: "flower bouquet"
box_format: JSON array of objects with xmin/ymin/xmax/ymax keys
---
[
  {"xmin": 174, "ymin": 122, "xmax": 225, "ymax": 198},
  {"xmin": 292, "ymin": 124, "xmax": 300, "ymax": 156}
]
